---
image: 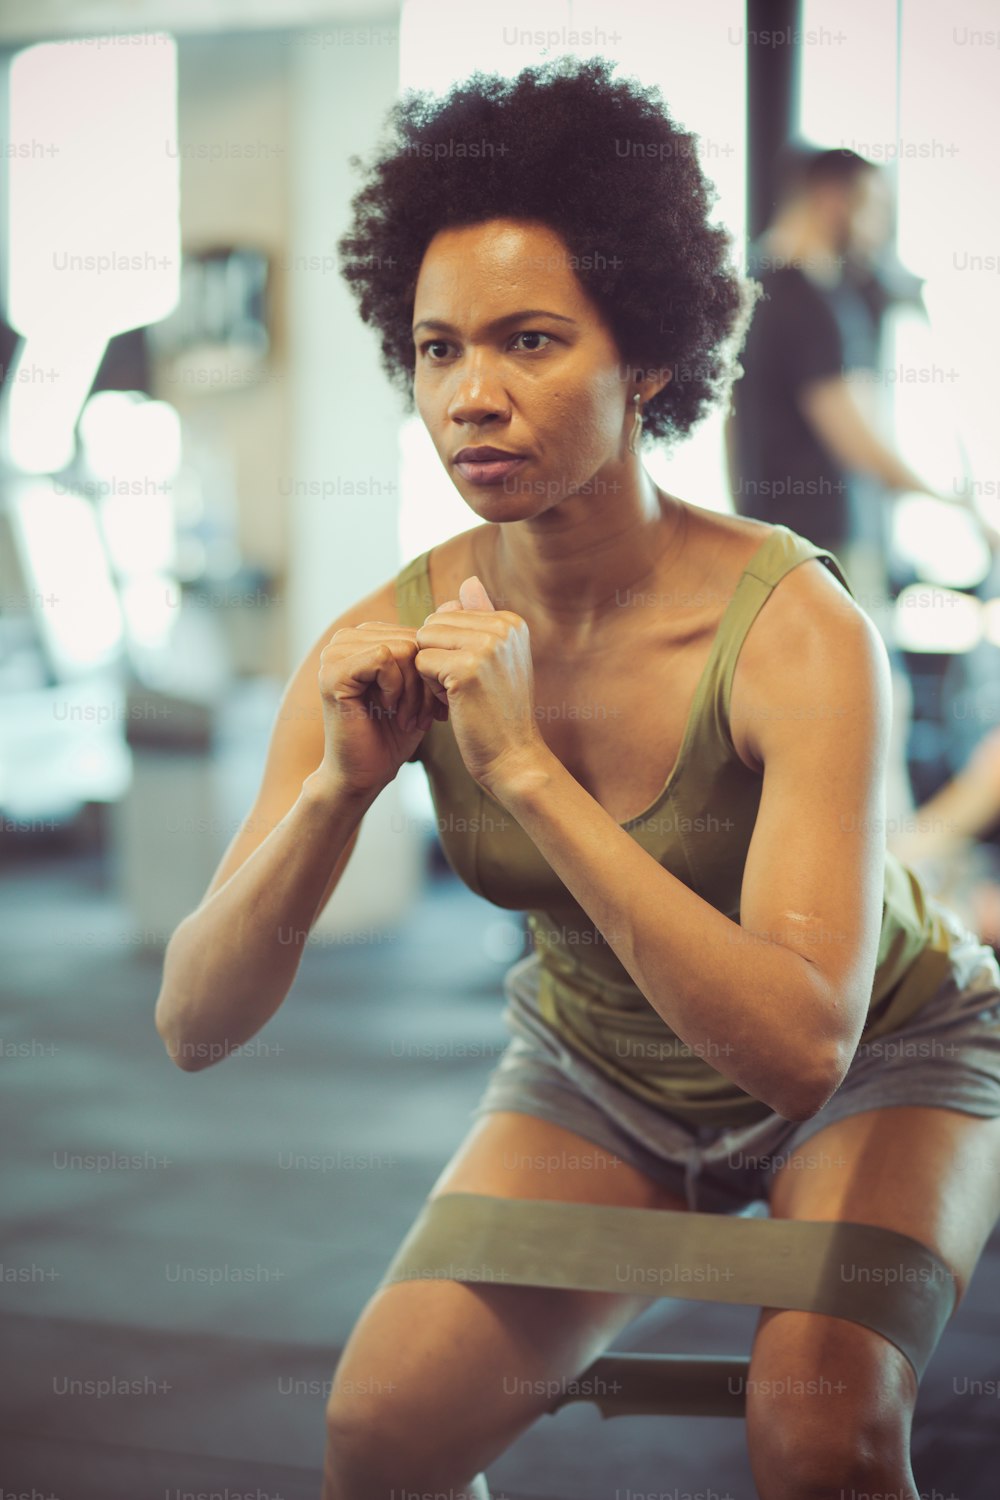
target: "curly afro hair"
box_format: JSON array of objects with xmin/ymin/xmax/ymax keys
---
[{"xmin": 337, "ymin": 53, "xmax": 759, "ymax": 449}]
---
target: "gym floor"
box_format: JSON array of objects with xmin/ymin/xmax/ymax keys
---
[{"xmin": 2, "ymin": 839, "xmax": 997, "ymax": 1499}]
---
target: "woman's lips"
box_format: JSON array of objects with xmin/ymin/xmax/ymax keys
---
[{"xmin": 454, "ymin": 457, "xmax": 528, "ymax": 485}]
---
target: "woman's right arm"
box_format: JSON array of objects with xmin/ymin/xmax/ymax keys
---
[{"xmin": 153, "ymin": 572, "xmax": 435, "ymax": 1072}]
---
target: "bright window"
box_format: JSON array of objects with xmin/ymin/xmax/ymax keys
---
[{"xmin": 3, "ymin": 33, "xmax": 180, "ymax": 474}]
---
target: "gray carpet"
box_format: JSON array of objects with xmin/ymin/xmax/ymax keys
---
[{"xmin": 1, "ymin": 839, "xmax": 998, "ymax": 1498}]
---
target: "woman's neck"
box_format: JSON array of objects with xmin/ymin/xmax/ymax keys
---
[{"xmin": 474, "ymin": 486, "xmax": 690, "ymax": 650}]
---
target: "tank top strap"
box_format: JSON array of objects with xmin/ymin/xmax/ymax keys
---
[
  {"xmin": 700, "ymin": 525, "xmax": 857, "ymax": 756},
  {"xmin": 395, "ymin": 548, "xmax": 435, "ymax": 628}
]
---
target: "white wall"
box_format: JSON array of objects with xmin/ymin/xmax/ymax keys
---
[
  {"xmin": 287, "ymin": 19, "xmax": 424, "ymax": 936},
  {"xmin": 157, "ymin": 31, "xmax": 294, "ymax": 677}
]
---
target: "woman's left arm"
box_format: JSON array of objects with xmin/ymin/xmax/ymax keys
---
[{"xmin": 487, "ymin": 575, "xmax": 891, "ymax": 1124}]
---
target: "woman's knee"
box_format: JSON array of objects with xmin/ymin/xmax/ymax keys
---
[
  {"xmin": 323, "ymin": 1351, "xmax": 504, "ymax": 1500},
  {"xmin": 321, "ymin": 1276, "xmax": 556, "ymax": 1489},
  {"xmin": 322, "ymin": 1401, "xmax": 485, "ymax": 1500},
  {"xmin": 323, "ymin": 1361, "xmax": 475, "ymax": 1498},
  {"xmin": 748, "ymin": 1415, "xmax": 913, "ymax": 1500},
  {"xmin": 323, "ymin": 1282, "xmax": 477, "ymax": 1467},
  {"xmin": 745, "ymin": 1313, "xmax": 917, "ymax": 1499}
]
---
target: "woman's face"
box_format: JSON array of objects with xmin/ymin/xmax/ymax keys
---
[{"xmin": 412, "ymin": 217, "xmax": 649, "ymax": 518}]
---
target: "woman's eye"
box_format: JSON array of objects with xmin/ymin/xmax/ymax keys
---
[
  {"xmin": 510, "ymin": 331, "xmax": 552, "ymax": 352},
  {"xmin": 418, "ymin": 331, "xmax": 553, "ymax": 361}
]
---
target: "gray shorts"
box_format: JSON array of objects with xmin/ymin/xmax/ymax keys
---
[{"xmin": 470, "ymin": 904, "xmax": 1000, "ymax": 1215}]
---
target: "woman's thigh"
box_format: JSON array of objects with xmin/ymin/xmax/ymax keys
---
[
  {"xmin": 743, "ymin": 1105, "xmax": 1000, "ymax": 1496},
  {"xmin": 324, "ymin": 1108, "xmax": 690, "ymax": 1478}
]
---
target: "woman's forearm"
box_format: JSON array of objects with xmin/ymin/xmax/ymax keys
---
[
  {"xmin": 490, "ymin": 752, "xmax": 840, "ymax": 1121},
  {"xmin": 154, "ymin": 771, "xmax": 376, "ymax": 1071}
]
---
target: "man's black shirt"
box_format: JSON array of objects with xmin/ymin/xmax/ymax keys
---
[{"xmin": 730, "ymin": 261, "xmax": 879, "ymax": 553}]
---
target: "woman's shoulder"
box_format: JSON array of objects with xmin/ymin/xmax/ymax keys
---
[
  {"xmin": 681, "ymin": 502, "xmax": 781, "ymax": 575},
  {"xmin": 687, "ymin": 506, "xmax": 852, "ymax": 595},
  {"xmin": 728, "ymin": 519, "xmax": 874, "ymax": 713}
]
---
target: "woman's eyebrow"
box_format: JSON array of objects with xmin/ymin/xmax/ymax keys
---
[{"xmin": 412, "ymin": 309, "xmax": 578, "ymax": 336}]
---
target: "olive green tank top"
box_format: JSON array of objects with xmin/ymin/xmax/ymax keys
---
[{"xmin": 395, "ymin": 523, "xmax": 959, "ymax": 1128}]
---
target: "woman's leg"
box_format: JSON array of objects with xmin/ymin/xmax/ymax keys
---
[
  {"xmin": 321, "ymin": 1107, "xmax": 692, "ymax": 1500},
  {"xmin": 746, "ymin": 1105, "xmax": 1000, "ymax": 1500}
]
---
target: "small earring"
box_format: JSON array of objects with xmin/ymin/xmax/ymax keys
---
[{"xmin": 628, "ymin": 392, "xmax": 643, "ymax": 455}]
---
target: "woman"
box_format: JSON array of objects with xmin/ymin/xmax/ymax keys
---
[{"xmin": 154, "ymin": 57, "xmax": 1000, "ymax": 1500}]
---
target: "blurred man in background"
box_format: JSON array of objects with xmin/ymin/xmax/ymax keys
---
[{"xmin": 726, "ymin": 146, "xmax": 943, "ymax": 581}]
